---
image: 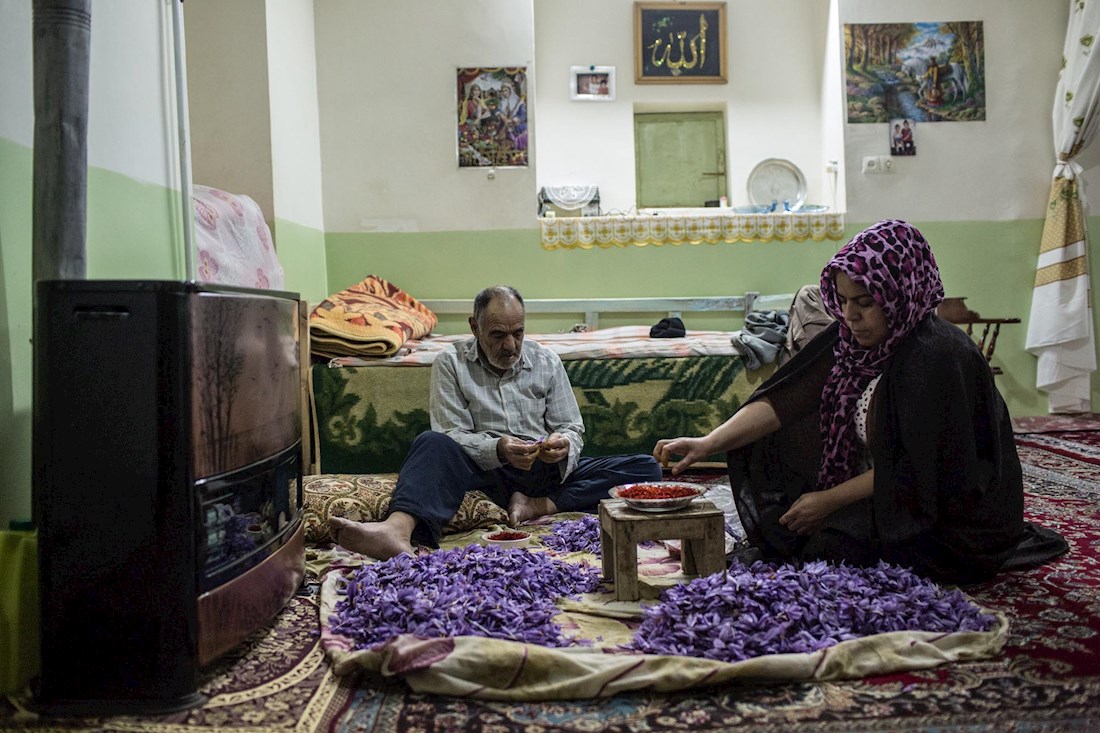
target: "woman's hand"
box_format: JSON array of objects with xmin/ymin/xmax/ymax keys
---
[
  {"xmin": 778, "ymin": 491, "xmax": 838, "ymax": 535},
  {"xmin": 779, "ymin": 470, "xmax": 874, "ymax": 535},
  {"xmin": 652, "ymin": 436, "xmax": 712, "ymax": 476},
  {"xmin": 654, "ymin": 400, "xmax": 781, "ymax": 477}
]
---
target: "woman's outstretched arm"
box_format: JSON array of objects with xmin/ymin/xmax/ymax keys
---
[{"xmin": 654, "ymin": 398, "xmax": 781, "ymax": 475}]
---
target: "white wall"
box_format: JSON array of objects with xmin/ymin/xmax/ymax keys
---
[
  {"xmin": 0, "ymin": 3, "xmax": 32, "ymax": 147},
  {"xmin": 267, "ymin": 0, "xmax": 325, "ymax": 231},
  {"xmin": 840, "ymin": 0, "xmax": 1068, "ymax": 223},
  {"xmin": 184, "ymin": 0, "xmax": 275, "ymax": 224},
  {"xmin": 535, "ymin": 0, "xmax": 834, "ymax": 213},
  {"xmin": 1, "ymin": 1, "xmax": 180, "ymax": 187},
  {"xmin": 313, "ymin": 0, "xmax": 536, "ymax": 233},
  {"xmin": 308, "ymin": 0, "xmax": 1084, "ymax": 229},
  {"xmin": 822, "ymin": 0, "xmax": 847, "ymax": 212},
  {"xmin": 88, "ymin": 1, "xmax": 182, "ymax": 189}
]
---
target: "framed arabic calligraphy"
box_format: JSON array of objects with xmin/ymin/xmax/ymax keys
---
[{"xmin": 634, "ymin": 2, "xmax": 727, "ymax": 84}]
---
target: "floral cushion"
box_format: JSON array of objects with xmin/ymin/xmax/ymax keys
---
[{"xmin": 302, "ymin": 473, "xmax": 508, "ymax": 544}]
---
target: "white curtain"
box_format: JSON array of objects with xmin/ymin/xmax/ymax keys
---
[{"xmin": 1026, "ymin": 1, "xmax": 1100, "ymax": 413}]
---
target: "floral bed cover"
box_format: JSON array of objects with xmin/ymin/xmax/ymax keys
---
[{"xmin": 327, "ymin": 326, "xmax": 745, "ymax": 367}]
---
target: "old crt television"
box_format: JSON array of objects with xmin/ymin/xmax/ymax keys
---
[{"xmin": 33, "ymin": 280, "xmax": 306, "ymax": 714}]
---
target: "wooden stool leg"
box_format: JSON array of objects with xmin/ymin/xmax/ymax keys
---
[
  {"xmin": 698, "ymin": 516, "xmax": 725, "ymax": 576},
  {"xmin": 682, "ymin": 538, "xmax": 699, "ymax": 575},
  {"xmin": 600, "ymin": 521, "xmax": 614, "ymax": 582},
  {"xmin": 612, "ymin": 523, "xmax": 639, "ymax": 602}
]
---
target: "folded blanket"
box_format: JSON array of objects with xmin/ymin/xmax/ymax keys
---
[{"xmin": 310, "ymin": 275, "xmax": 437, "ymax": 359}]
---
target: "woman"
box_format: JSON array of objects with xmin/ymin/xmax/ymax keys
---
[
  {"xmin": 458, "ymin": 84, "xmax": 488, "ymax": 128},
  {"xmin": 654, "ymin": 220, "xmax": 1066, "ymax": 584}
]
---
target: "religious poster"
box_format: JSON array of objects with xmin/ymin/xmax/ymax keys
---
[
  {"xmin": 457, "ymin": 67, "xmax": 528, "ymax": 168},
  {"xmin": 844, "ymin": 22, "xmax": 985, "ymax": 123}
]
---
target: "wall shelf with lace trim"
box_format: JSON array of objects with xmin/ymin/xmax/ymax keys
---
[{"xmin": 539, "ymin": 210, "xmax": 846, "ymax": 250}]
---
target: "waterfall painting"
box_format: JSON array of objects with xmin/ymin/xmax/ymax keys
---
[{"xmin": 844, "ymin": 21, "xmax": 985, "ymax": 123}]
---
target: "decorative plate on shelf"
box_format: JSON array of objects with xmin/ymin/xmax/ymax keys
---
[
  {"xmin": 610, "ymin": 482, "xmax": 707, "ymax": 513},
  {"xmin": 747, "ymin": 158, "xmax": 807, "ymax": 212}
]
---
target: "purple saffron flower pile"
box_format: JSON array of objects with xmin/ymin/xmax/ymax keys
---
[
  {"xmin": 329, "ymin": 544, "xmax": 604, "ymax": 650},
  {"xmin": 627, "ymin": 559, "xmax": 997, "ymax": 663},
  {"xmin": 542, "ymin": 515, "xmax": 602, "ymax": 555}
]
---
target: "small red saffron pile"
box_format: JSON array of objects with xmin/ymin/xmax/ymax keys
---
[
  {"xmin": 487, "ymin": 531, "xmax": 529, "ymax": 541},
  {"xmin": 618, "ymin": 484, "xmax": 698, "ymax": 500}
]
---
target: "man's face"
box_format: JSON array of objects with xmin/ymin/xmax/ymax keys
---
[{"xmin": 470, "ymin": 296, "xmax": 526, "ymax": 374}]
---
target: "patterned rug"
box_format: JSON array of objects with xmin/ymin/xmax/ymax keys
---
[
  {"xmin": 1012, "ymin": 413, "xmax": 1100, "ymax": 434},
  {"xmin": 3, "ymin": 447, "xmax": 1099, "ymax": 732}
]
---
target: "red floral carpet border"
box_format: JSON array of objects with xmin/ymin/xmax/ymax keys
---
[{"xmin": 3, "ymin": 449, "xmax": 1100, "ymax": 732}]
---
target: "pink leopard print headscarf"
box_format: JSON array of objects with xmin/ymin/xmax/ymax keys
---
[{"xmin": 816, "ymin": 219, "xmax": 944, "ymax": 490}]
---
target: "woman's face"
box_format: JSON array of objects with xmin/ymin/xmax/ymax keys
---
[{"xmin": 834, "ymin": 271, "xmax": 890, "ymax": 348}]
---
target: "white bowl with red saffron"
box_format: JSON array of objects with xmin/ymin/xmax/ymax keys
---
[
  {"xmin": 482, "ymin": 529, "xmax": 532, "ymax": 548},
  {"xmin": 610, "ymin": 482, "xmax": 708, "ymax": 512}
]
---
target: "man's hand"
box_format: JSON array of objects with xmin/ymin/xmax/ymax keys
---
[
  {"xmin": 535, "ymin": 433, "xmax": 569, "ymax": 464},
  {"xmin": 496, "ymin": 435, "xmax": 541, "ymax": 471}
]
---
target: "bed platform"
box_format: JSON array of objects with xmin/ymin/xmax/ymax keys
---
[{"xmin": 309, "ymin": 293, "xmax": 792, "ymax": 473}]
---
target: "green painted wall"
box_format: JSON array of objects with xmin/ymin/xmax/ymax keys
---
[
  {"xmin": 87, "ymin": 167, "xmax": 185, "ymax": 281},
  {"xmin": 324, "ymin": 218, "xmax": 1071, "ymax": 420},
  {"xmin": 273, "ymin": 218, "xmax": 328, "ymax": 305},
  {"xmin": 0, "ymin": 138, "xmax": 33, "ymax": 530}
]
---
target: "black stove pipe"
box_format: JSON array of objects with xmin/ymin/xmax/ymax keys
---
[{"xmin": 32, "ymin": 0, "xmax": 91, "ymax": 282}]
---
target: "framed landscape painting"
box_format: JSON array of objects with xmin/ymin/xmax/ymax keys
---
[{"xmin": 844, "ymin": 21, "xmax": 985, "ymax": 123}]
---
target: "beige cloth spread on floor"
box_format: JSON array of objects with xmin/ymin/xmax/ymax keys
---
[{"xmin": 316, "ymin": 516, "xmax": 1007, "ymax": 700}]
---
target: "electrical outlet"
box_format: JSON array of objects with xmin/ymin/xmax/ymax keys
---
[{"xmin": 862, "ymin": 155, "xmax": 895, "ymax": 174}]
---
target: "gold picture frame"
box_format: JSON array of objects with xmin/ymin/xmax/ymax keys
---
[{"xmin": 634, "ymin": 2, "xmax": 727, "ymax": 84}]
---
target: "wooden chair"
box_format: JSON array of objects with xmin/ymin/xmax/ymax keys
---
[{"xmin": 936, "ymin": 298, "xmax": 1020, "ymax": 375}]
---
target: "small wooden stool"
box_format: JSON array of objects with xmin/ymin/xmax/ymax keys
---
[{"xmin": 598, "ymin": 498, "xmax": 726, "ymax": 602}]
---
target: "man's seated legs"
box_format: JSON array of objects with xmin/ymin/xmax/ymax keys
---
[
  {"xmin": 328, "ymin": 431, "xmax": 495, "ymax": 560},
  {"xmin": 329, "ymin": 434, "xmax": 663, "ymax": 558}
]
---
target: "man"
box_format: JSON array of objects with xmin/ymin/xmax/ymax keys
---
[{"xmin": 329, "ymin": 285, "xmax": 662, "ymax": 560}]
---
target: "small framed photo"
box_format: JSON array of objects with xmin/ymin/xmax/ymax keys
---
[
  {"xmin": 570, "ymin": 66, "xmax": 616, "ymax": 101},
  {"xmin": 889, "ymin": 117, "xmax": 916, "ymax": 156}
]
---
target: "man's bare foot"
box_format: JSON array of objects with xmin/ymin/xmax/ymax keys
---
[
  {"xmin": 328, "ymin": 516, "xmax": 415, "ymax": 560},
  {"xmin": 508, "ymin": 493, "xmax": 558, "ymax": 526}
]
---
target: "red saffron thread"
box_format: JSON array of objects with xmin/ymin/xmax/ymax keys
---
[{"xmin": 618, "ymin": 484, "xmax": 698, "ymax": 500}]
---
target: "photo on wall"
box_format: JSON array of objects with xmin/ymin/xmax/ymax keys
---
[
  {"xmin": 844, "ymin": 21, "xmax": 984, "ymax": 123},
  {"xmin": 890, "ymin": 118, "xmax": 916, "ymax": 156},
  {"xmin": 571, "ymin": 66, "xmax": 616, "ymax": 101},
  {"xmin": 456, "ymin": 66, "xmax": 528, "ymax": 168}
]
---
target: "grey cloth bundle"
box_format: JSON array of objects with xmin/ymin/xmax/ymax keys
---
[{"xmin": 731, "ymin": 311, "xmax": 790, "ymax": 369}]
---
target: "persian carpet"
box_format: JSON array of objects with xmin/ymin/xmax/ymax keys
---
[
  {"xmin": 3, "ymin": 445, "xmax": 1100, "ymax": 732},
  {"xmin": 1012, "ymin": 412, "xmax": 1100, "ymax": 434}
]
